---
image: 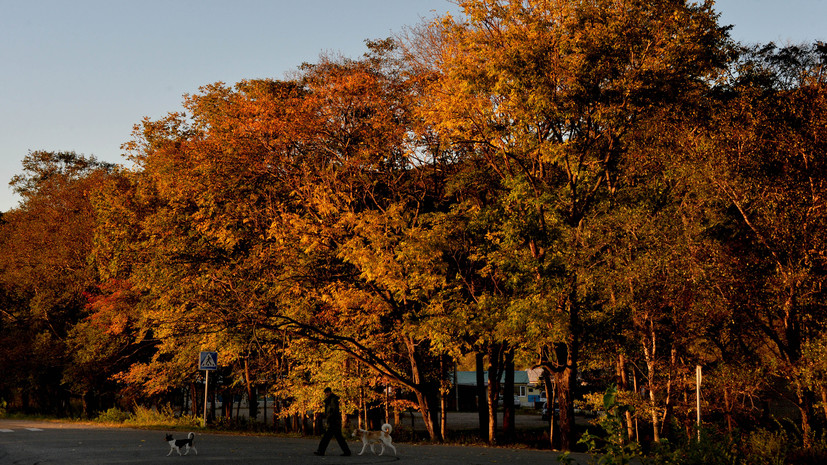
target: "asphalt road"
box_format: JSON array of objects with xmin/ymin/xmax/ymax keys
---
[{"xmin": 0, "ymin": 419, "xmax": 592, "ymax": 465}]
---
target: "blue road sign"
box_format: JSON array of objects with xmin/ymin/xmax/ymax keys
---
[{"xmin": 199, "ymin": 351, "xmax": 218, "ymax": 370}]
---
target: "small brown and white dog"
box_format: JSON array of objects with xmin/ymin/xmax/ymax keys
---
[
  {"xmin": 352, "ymin": 423, "xmax": 396, "ymax": 456},
  {"xmin": 165, "ymin": 432, "xmax": 197, "ymax": 456}
]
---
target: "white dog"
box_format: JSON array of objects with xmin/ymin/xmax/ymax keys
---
[
  {"xmin": 165, "ymin": 432, "xmax": 197, "ymax": 456},
  {"xmin": 352, "ymin": 423, "xmax": 396, "ymax": 456}
]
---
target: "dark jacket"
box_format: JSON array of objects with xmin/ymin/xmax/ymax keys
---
[{"xmin": 323, "ymin": 393, "xmax": 342, "ymax": 426}]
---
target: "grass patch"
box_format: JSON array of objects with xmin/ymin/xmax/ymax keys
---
[{"xmin": 93, "ymin": 405, "xmax": 200, "ymax": 429}]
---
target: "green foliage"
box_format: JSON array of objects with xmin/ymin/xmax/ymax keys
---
[
  {"xmin": 642, "ymin": 429, "xmax": 741, "ymax": 465},
  {"xmin": 95, "ymin": 407, "xmax": 132, "ymax": 424},
  {"xmin": 578, "ymin": 385, "xmax": 643, "ymax": 465},
  {"xmin": 557, "ymin": 451, "xmax": 576, "ymax": 465},
  {"xmin": 639, "ymin": 424, "xmax": 827, "ymax": 465},
  {"xmin": 95, "ymin": 404, "xmax": 198, "ymax": 428},
  {"xmin": 743, "ymin": 428, "xmax": 789, "ymax": 465},
  {"xmin": 124, "ymin": 405, "xmax": 200, "ymax": 428}
]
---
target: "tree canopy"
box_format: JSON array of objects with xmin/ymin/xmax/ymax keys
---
[{"xmin": 1, "ymin": 0, "xmax": 826, "ymax": 457}]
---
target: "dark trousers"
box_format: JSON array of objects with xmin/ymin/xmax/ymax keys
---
[{"xmin": 317, "ymin": 424, "xmax": 351, "ymax": 455}]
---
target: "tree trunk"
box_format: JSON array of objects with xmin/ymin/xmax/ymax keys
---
[
  {"xmin": 554, "ymin": 356, "xmax": 576, "ymax": 451},
  {"xmin": 487, "ymin": 344, "xmax": 502, "ymax": 445},
  {"xmin": 543, "ymin": 374, "xmax": 556, "ymax": 449},
  {"xmin": 724, "ymin": 387, "xmax": 734, "ymax": 434},
  {"xmin": 403, "ymin": 336, "xmax": 441, "ymax": 441},
  {"xmin": 440, "ymin": 389, "xmax": 448, "ymax": 440},
  {"xmin": 476, "ymin": 352, "xmax": 488, "ymax": 439},
  {"xmin": 617, "ymin": 353, "xmax": 634, "ymax": 442},
  {"xmin": 439, "ymin": 355, "xmax": 448, "ymax": 440},
  {"xmin": 209, "ymin": 386, "xmax": 216, "ymax": 422},
  {"xmin": 82, "ymin": 391, "xmax": 90, "ymax": 418},
  {"xmin": 189, "ymin": 382, "xmax": 199, "ymax": 419},
  {"xmin": 795, "ymin": 381, "xmax": 815, "ymax": 447},
  {"xmin": 538, "ymin": 340, "xmax": 576, "ymax": 451},
  {"xmin": 642, "ymin": 316, "xmax": 660, "ymax": 443},
  {"xmin": 412, "ymin": 388, "xmax": 440, "ymax": 440},
  {"xmin": 486, "ymin": 389, "xmax": 498, "ymax": 445},
  {"xmin": 244, "ymin": 358, "xmax": 258, "ymax": 421},
  {"xmin": 661, "ymin": 346, "xmax": 677, "ymax": 438},
  {"xmin": 632, "ymin": 368, "xmax": 640, "ymax": 442},
  {"xmin": 503, "ymin": 350, "xmax": 515, "ymax": 443},
  {"xmin": 555, "ymin": 277, "xmax": 580, "ymax": 451},
  {"xmin": 223, "ymin": 388, "xmax": 234, "ymax": 419},
  {"xmin": 359, "ymin": 378, "xmax": 366, "ymax": 429}
]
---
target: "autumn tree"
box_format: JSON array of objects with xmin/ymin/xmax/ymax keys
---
[
  {"xmin": 267, "ymin": 46, "xmax": 464, "ymax": 440},
  {"xmin": 592, "ymin": 130, "xmax": 739, "ymax": 442},
  {"xmin": 0, "ymin": 151, "xmax": 116, "ymax": 416},
  {"xmin": 100, "ymin": 42, "xmax": 463, "ymax": 439},
  {"xmin": 407, "ymin": 0, "xmax": 730, "ymax": 449},
  {"xmin": 688, "ymin": 42, "xmax": 827, "ymax": 445},
  {"xmin": 96, "ymin": 79, "xmax": 313, "ymax": 413}
]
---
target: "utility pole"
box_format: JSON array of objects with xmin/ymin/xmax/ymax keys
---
[{"xmin": 696, "ymin": 365, "xmax": 702, "ymax": 442}]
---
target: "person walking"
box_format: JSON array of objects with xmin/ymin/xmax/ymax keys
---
[{"xmin": 314, "ymin": 387, "xmax": 351, "ymax": 456}]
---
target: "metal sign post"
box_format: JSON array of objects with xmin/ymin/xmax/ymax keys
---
[
  {"xmin": 199, "ymin": 351, "xmax": 218, "ymax": 427},
  {"xmin": 203, "ymin": 371, "xmax": 209, "ymax": 427}
]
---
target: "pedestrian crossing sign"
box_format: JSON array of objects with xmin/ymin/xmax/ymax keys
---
[{"xmin": 199, "ymin": 351, "xmax": 218, "ymax": 370}]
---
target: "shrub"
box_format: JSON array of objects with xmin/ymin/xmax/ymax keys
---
[
  {"xmin": 96, "ymin": 407, "xmax": 132, "ymax": 424},
  {"xmin": 645, "ymin": 429, "xmax": 743, "ymax": 465},
  {"xmin": 125, "ymin": 404, "xmax": 200, "ymax": 428},
  {"xmin": 578, "ymin": 385, "xmax": 643, "ymax": 465},
  {"xmin": 744, "ymin": 428, "xmax": 788, "ymax": 465}
]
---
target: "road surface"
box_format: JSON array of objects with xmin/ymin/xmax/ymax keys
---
[{"xmin": 0, "ymin": 418, "xmax": 592, "ymax": 464}]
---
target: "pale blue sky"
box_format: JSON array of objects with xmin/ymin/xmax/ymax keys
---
[{"xmin": 1, "ymin": 0, "xmax": 825, "ymax": 212}]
